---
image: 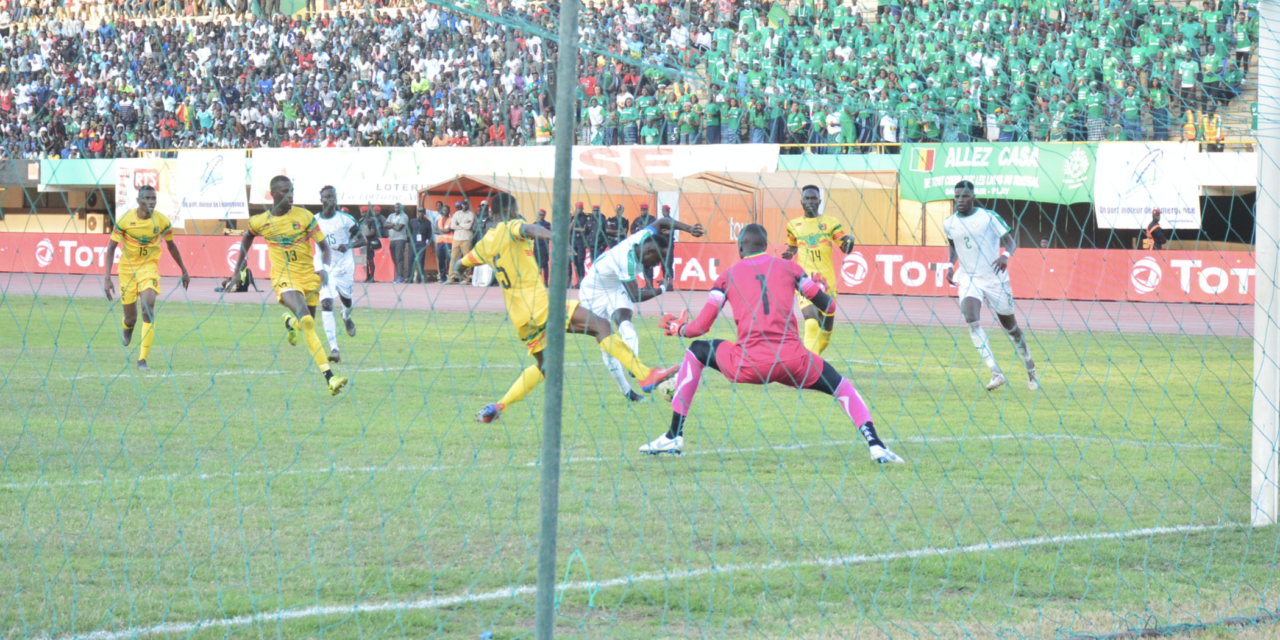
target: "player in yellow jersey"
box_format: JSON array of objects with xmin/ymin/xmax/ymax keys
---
[
  {"xmin": 103, "ymin": 185, "xmax": 191, "ymax": 371},
  {"xmin": 229, "ymin": 175, "xmax": 348, "ymax": 396},
  {"xmin": 462, "ymin": 193, "xmax": 679, "ymax": 423},
  {"xmin": 781, "ymin": 185, "xmax": 854, "ymax": 356}
]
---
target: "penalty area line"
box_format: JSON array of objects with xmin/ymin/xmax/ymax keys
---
[{"xmin": 38, "ymin": 522, "xmax": 1239, "ymax": 640}]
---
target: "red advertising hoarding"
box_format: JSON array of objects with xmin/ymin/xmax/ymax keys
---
[{"xmin": 0, "ymin": 234, "xmax": 1256, "ymax": 305}]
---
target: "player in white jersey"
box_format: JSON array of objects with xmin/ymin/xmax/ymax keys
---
[
  {"xmin": 313, "ymin": 186, "xmax": 363, "ymax": 362},
  {"xmin": 579, "ymin": 215, "xmax": 705, "ymax": 401},
  {"xmin": 942, "ymin": 180, "xmax": 1038, "ymax": 391}
]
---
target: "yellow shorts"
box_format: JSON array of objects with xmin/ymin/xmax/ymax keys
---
[
  {"xmin": 119, "ymin": 272, "xmax": 160, "ymax": 305},
  {"xmin": 273, "ymin": 272, "xmax": 321, "ymax": 307},
  {"xmin": 512, "ymin": 291, "xmax": 581, "ymax": 355}
]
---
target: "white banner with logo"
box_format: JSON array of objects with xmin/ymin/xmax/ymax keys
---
[
  {"xmin": 249, "ymin": 147, "xmax": 557, "ymax": 206},
  {"xmin": 115, "ymin": 159, "xmax": 181, "ymax": 224},
  {"xmin": 1093, "ymin": 143, "xmax": 1255, "ymax": 230},
  {"xmin": 571, "ymin": 145, "xmax": 780, "ymax": 181},
  {"xmin": 175, "ymin": 151, "xmax": 250, "ymax": 220}
]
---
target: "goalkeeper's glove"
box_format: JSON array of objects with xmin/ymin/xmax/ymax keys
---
[
  {"xmin": 660, "ymin": 311, "xmax": 690, "ymax": 337},
  {"xmin": 809, "ymin": 271, "xmax": 830, "ymax": 293}
]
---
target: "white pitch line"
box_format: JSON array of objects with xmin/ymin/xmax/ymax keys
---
[
  {"xmin": 5, "ymin": 358, "xmax": 903, "ymax": 385},
  {"xmin": 38, "ymin": 521, "xmax": 1238, "ymax": 640},
  {"xmin": 4, "ymin": 432, "xmax": 1234, "ymax": 491}
]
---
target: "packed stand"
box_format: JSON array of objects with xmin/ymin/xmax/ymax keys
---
[{"xmin": 0, "ymin": 0, "xmax": 1258, "ymax": 159}]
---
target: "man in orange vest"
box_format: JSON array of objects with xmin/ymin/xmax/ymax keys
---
[
  {"xmin": 1200, "ymin": 111, "xmax": 1224, "ymax": 151},
  {"xmin": 1182, "ymin": 109, "xmax": 1199, "ymax": 141},
  {"xmin": 1144, "ymin": 209, "xmax": 1168, "ymax": 250}
]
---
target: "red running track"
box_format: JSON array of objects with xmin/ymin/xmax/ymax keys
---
[{"xmin": 0, "ymin": 273, "xmax": 1252, "ymax": 337}]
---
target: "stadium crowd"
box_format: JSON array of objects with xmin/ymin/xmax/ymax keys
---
[{"xmin": 0, "ymin": 0, "xmax": 1257, "ymax": 159}]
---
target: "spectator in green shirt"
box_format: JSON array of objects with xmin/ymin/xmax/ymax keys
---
[
  {"xmin": 619, "ymin": 97, "xmax": 639, "ymax": 144},
  {"xmin": 679, "ymin": 103, "xmax": 701, "ymax": 144},
  {"xmin": 604, "ymin": 103, "xmax": 619, "ymax": 146},
  {"xmin": 704, "ymin": 96, "xmax": 723, "ymax": 144},
  {"xmin": 1120, "ymin": 85, "xmax": 1144, "ymax": 140},
  {"xmin": 663, "ymin": 92, "xmax": 681, "ymax": 145},
  {"xmin": 723, "ymin": 98, "xmax": 743, "ymax": 144},
  {"xmin": 641, "ymin": 122, "xmax": 662, "ymax": 145},
  {"xmin": 1149, "ymin": 77, "xmax": 1171, "ymax": 140},
  {"xmin": 749, "ymin": 101, "xmax": 769, "ymax": 144},
  {"xmin": 786, "ymin": 102, "xmax": 808, "ymax": 151}
]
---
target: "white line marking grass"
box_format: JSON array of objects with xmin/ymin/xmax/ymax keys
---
[
  {"xmin": 38, "ymin": 522, "xmax": 1238, "ymax": 640},
  {"xmin": 4, "ymin": 433, "xmax": 1235, "ymax": 491}
]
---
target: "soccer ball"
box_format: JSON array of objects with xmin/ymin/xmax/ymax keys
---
[{"xmin": 656, "ymin": 376, "xmax": 676, "ymax": 400}]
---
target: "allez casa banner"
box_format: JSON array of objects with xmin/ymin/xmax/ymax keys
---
[
  {"xmin": 0, "ymin": 235, "xmax": 1254, "ymax": 304},
  {"xmin": 174, "ymin": 151, "xmax": 250, "ymax": 220},
  {"xmin": 899, "ymin": 143, "xmax": 1095, "ymax": 204},
  {"xmin": 1092, "ymin": 142, "xmax": 1245, "ymax": 230}
]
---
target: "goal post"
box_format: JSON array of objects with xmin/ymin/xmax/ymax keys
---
[{"xmin": 1253, "ymin": 0, "xmax": 1280, "ymax": 526}]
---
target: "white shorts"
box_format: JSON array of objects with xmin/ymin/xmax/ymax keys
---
[
  {"xmin": 320, "ymin": 261, "xmax": 355, "ymax": 302},
  {"xmin": 578, "ymin": 274, "xmax": 633, "ymax": 320},
  {"xmin": 957, "ymin": 274, "xmax": 1015, "ymax": 316}
]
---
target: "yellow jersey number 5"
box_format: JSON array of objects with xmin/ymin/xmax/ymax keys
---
[{"xmin": 492, "ymin": 253, "xmax": 512, "ymax": 289}]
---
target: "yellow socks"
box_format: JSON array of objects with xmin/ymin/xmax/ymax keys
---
[
  {"xmin": 299, "ymin": 315, "xmax": 331, "ymax": 372},
  {"xmin": 600, "ymin": 334, "xmax": 649, "ymax": 380},
  {"xmin": 499, "ymin": 365, "xmax": 545, "ymax": 409},
  {"xmin": 803, "ymin": 318, "xmax": 821, "ymax": 354},
  {"xmin": 138, "ymin": 322, "xmax": 154, "ymax": 361},
  {"xmin": 816, "ymin": 328, "xmax": 832, "ymax": 355}
]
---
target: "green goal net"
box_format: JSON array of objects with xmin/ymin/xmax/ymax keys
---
[{"xmin": 0, "ymin": 1, "xmax": 1277, "ymax": 639}]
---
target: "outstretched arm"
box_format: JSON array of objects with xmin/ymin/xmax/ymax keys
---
[
  {"xmin": 520, "ymin": 223, "xmax": 552, "ymax": 241},
  {"xmin": 649, "ymin": 216, "xmax": 705, "ymax": 238},
  {"xmin": 663, "ymin": 288, "xmax": 724, "ymax": 339},
  {"xmin": 348, "ymin": 224, "xmax": 367, "ymax": 249},
  {"xmin": 623, "ymin": 279, "xmax": 662, "ymax": 304}
]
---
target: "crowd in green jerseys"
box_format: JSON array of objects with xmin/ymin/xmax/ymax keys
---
[{"xmin": 573, "ymin": 0, "xmax": 1256, "ymax": 146}]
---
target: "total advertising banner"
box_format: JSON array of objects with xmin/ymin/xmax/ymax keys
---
[
  {"xmin": 174, "ymin": 150, "xmax": 250, "ymax": 220},
  {"xmin": 115, "ymin": 159, "xmax": 181, "ymax": 224},
  {"xmin": 668, "ymin": 244, "xmax": 1255, "ymax": 304},
  {"xmin": 1093, "ymin": 142, "xmax": 1255, "ymax": 230},
  {"xmin": 0, "ymin": 233, "xmax": 414, "ymax": 282},
  {"xmin": 0, "ymin": 234, "xmax": 1254, "ymax": 305},
  {"xmin": 899, "ymin": 143, "xmax": 1096, "ymax": 204}
]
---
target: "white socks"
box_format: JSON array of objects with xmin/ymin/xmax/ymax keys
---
[
  {"xmin": 968, "ymin": 320, "xmax": 1001, "ymax": 373},
  {"xmin": 604, "ymin": 320, "xmax": 641, "ymax": 395},
  {"xmin": 322, "ymin": 309, "xmax": 338, "ymax": 352}
]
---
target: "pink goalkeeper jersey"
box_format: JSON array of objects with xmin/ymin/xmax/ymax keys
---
[{"xmin": 711, "ymin": 253, "xmax": 808, "ymax": 354}]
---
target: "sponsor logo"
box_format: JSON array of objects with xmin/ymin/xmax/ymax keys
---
[
  {"xmin": 35, "ymin": 239, "xmax": 54, "ymax": 268},
  {"xmin": 226, "ymin": 244, "xmax": 241, "ymax": 271},
  {"xmin": 1131, "ymin": 256, "xmax": 1162, "ymax": 294},
  {"xmin": 1063, "ymin": 147, "xmax": 1092, "ymax": 189},
  {"xmin": 841, "ymin": 252, "xmax": 868, "ymax": 287}
]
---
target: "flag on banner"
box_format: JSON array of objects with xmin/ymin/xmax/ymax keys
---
[{"xmin": 911, "ymin": 148, "xmax": 936, "ymax": 172}]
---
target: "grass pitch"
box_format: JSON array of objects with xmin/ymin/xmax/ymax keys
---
[{"xmin": 0, "ymin": 291, "xmax": 1272, "ymax": 640}]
